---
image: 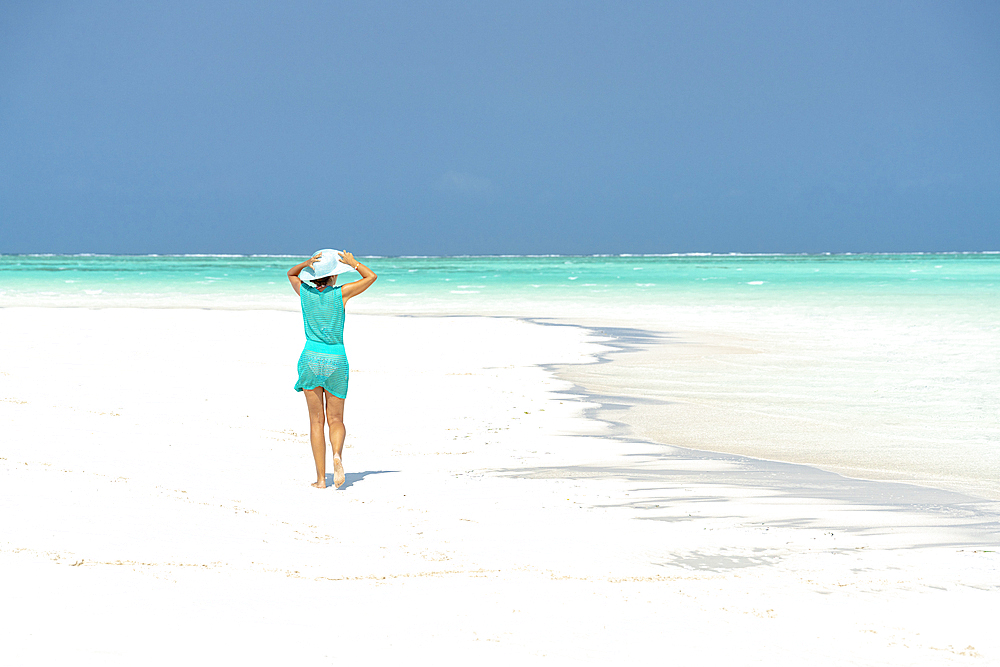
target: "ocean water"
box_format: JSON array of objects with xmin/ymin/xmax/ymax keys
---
[
  {"xmin": 2, "ymin": 252, "xmax": 998, "ymax": 312},
  {"xmin": 2, "ymin": 253, "xmax": 999, "ymax": 497}
]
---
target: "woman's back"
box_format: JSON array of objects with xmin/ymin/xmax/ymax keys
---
[
  {"xmin": 300, "ymin": 283, "xmax": 345, "ymax": 346},
  {"xmin": 287, "ymin": 251, "xmax": 376, "ymax": 490}
]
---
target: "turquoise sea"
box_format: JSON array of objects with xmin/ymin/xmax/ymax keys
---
[
  {"xmin": 2, "ymin": 253, "xmax": 999, "ymax": 498},
  {"xmin": 1, "ymin": 252, "xmax": 998, "ymax": 314}
]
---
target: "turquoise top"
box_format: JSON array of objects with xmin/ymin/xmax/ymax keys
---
[{"xmin": 300, "ymin": 283, "xmax": 345, "ymax": 349}]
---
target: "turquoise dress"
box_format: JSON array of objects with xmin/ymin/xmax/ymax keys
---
[{"xmin": 294, "ymin": 283, "xmax": 349, "ymax": 398}]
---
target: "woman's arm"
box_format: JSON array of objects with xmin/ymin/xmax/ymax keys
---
[
  {"xmin": 338, "ymin": 252, "xmax": 377, "ymax": 302},
  {"xmin": 287, "ymin": 254, "xmax": 321, "ymax": 295}
]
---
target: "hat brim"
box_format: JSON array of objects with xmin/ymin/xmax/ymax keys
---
[{"xmin": 301, "ymin": 249, "xmax": 357, "ymax": 283}]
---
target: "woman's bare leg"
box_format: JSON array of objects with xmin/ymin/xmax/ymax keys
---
[
  {"xmin": 304, "ymin": 387, "xmax": 328, "ymax": 488},
  {"xmin": 325, "ymin": 393, "xmax": 346, "ymax": 488}
]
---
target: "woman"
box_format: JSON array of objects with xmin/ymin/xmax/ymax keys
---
[{"xmin": 287, "ymin": 250, "xmax": 377, "ymax": 489}]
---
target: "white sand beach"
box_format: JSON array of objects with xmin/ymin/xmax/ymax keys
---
[{"xmin": 1, "ymin": 307, "xmax": 998, "ymax": 665}]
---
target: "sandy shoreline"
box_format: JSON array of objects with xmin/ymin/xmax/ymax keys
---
[
  {"xmin": 535, "ymin": 313, "xmax": 1000, "ymax": 502},
  {"xmin": 1, "ymin": 307, "xmax": 999, "ymax": 664}
]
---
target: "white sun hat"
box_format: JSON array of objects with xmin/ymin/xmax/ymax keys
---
[{"xmin": 300, "ymin": 249, "xmax": 356, "ymax": 285}]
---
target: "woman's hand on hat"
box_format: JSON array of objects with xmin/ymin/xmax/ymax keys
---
[
  {"xmin": 307, "ymin": 253, "xmax": 322, "ymax": 267},
  {"xmin": 339, "ymin": 251, "xmax": 359, "ymax": 269}
]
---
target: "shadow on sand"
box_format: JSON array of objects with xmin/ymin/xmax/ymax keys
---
[{"xmin": 324, "ymin": 469, "xmax": 398, "ymax": 490}]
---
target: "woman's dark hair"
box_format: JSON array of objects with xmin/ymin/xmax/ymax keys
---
[{"xmin": 313, "ymin": 275, "xmax": 332, "ymax": 287}]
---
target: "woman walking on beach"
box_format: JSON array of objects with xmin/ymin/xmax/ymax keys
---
[{"xmin": 287, "ymin": 250, "xmax": 377, "ymax": 489}]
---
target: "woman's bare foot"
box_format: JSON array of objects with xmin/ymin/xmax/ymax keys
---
[
  {"xmin": 311, "ymin": 481, "xmax": 326, "ymax": 489},
  {"xmin": 333, "ymin": 457, "xmax": 345, "ymax": 489}
]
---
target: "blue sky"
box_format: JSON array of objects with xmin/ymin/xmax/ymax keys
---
[{"xmin": 1, "ymin": 1, "xmax": 997, "ymax": 255}]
